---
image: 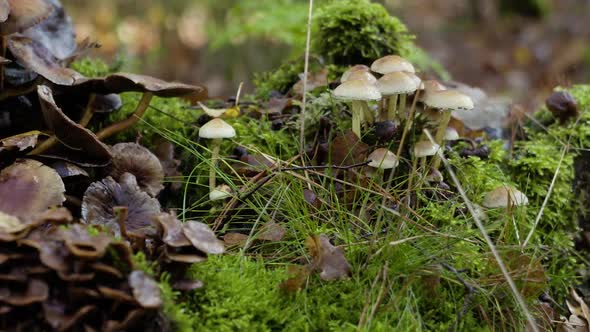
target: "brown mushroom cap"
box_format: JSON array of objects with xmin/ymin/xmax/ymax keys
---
[
  {"xmin": 0, "ymin": 159, "xmax": 65, "ymax": 220},
  {"xmin": 128, "ymin": 271, "xmax": 162, "ymax": 309},
  {"xmin": 81, "ymin": 174, "xmax": 161, "ymax": 238},
  {"xmin": 8, "ymin": 36, "xmax": 83, "ymax": 85},
  {"xmin": 37, "ymin": 85, "xmax": 112, "ymax": 163},
  {"xmin": 182, "ymin": 221, "xmax": 225, "ymax": 255},
  {"xmin": 0, "ymin": 0, "xmax": 54, "ymax": 35},
  {"xmin": 108, "ymin": 143, "xmax": 164, "ymax": 197},
  {"xmin": 72, "ymin": 72, "xmax": 205, "ymax": 97}
]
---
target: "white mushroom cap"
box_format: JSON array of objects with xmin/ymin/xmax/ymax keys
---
[
  {"xmin": 340, "ymin": 65, "xmax": 371, "ymax": 82},
  {"xmin": 444, "ymin": 127, "xmax": 460, "ymax": 141},
  {"xmin": 371, "ymin": 55, "xmax": 415, "ymax": 74},
  {"xmin": 367, "ymin": 148, "xmax": 399, "ymax": 169},
  {"xmin": 199, "ymin": 118, "xmax": 236, "ymax": 139},
  {"xmin": 420, "ymin": 80, "xmax": 447, "ymax": 92},
  {"xmin": 198, "ymin": 102, "xmax": 227, "ymax": 118},
  {"xmin": 209, "ymin": 184, "xmax": 233, "ymax": 201},
  {"xmin": 424, "ymin": 90, "xmax": 474, "ymax": 111},
  {"xmin": 413, "ymin": 141, "xmax": 440, "ymax": 158},
  {"xmin": 376, "ymin": 71, "xmax": 420, "ymax": 96},
  {"xmin": 333, "ymin": 80, "xmax": 381, "ymax": 101},
  {"xmin": 341, "ymin": 70, "xmax": 377, "ymax": 84},
  {"xmin": 482, "ymin": 186, "xmax": 528, "ymax": 208}
]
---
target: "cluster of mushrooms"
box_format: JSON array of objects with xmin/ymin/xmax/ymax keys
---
[{"xmin": 333, "ymin": 55, "xmax": 529, "ymax": 209}]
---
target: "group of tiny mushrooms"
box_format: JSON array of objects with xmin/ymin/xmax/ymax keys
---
[{"xmin": 197, "ymin": 54, "xmax": 528, "ymax": 210}]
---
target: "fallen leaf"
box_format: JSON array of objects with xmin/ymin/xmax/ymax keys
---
[{"xmin": 306, "ymin": 234, "xmax": 352, "ymax": 281}]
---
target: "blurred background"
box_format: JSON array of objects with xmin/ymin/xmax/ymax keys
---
[{"xmin": 62, "ymin": 0, "xmax": 590, "ymax": 105}]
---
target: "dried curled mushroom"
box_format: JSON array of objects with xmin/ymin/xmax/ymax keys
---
[
  {"xmin": 108, "ymin": 142, "xmax": 164, "ymax": 197},
  {"xmin": 81, "ymin": 173, "xmax": 161, "ymax": 238},
  {"xmin": 0, "ymin": 216, "xmax": 162, "ymax": 331},
  {"xmin": 36, "ymin": 85, "xmax": 112, "ymax": 163}
]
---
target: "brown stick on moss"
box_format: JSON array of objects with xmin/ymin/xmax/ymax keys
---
[{"xmin": 96, "ymin": 92, "xmax": 154, "ymax": 140}]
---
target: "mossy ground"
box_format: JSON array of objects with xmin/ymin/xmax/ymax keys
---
[
  {"xmin": 101, "ymin": 83, "xmax": 588, "ymax": 331},
  {"xmin": 72, "ymin": 5, "xmax": 589, "ymax": 328}
]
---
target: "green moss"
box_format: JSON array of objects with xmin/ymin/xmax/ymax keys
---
[
  {"xmin": 70, "ymin": 57, "xmax": 112, "ymax": 77},
  {"xmin": 314, "ymin": 0, "xmax": 413, "ymax": 66},
  {"xmin": 252, "ymin": 1, "xmax": 447, "ymax": 99}
]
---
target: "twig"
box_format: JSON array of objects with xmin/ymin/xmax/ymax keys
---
[
  {"xmin": 299, "ymin": 0, "xmax": 314, "ymax": 159},
  {"xmin": 423, "ymin": 129, "xmax": 539, "ymax": 332}
]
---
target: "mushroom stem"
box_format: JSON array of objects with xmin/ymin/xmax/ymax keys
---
[
  {"xmin": 361, "ymin": 102, "xmax": 374, "ymax": 125},
  {"xmin": 209, "ymin": 138, "xmax": 221, "ymax": 193},
  {"xmin": 395, "ymin": 90, "xmax": 421, "ymax": 159},
  {"xmin": 432, "ymin": 110, "xmax": 452, "ymax": 169},
  {"xmin": 387, "ymin": 94, "xmax": 398, "ymax": 121},
  {"xmin": 96, "ymin": 92, "xmax": 154, "ymax": 140},
  {"xmin": 113, "ymin": 206, "xmax": 129, "ymax": 239},
  {"xmin": 351, "ymin": 100, "xmax": 363, "ymax": 138},
  {"xmin": 79, "ymin": 94, "xmax": 97, "ymax": 127},
  {"xmin": 399, "ymin": 94, "xmax": 407, "ymax": 120}
]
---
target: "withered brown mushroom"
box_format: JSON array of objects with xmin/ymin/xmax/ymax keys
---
[
  {"xmin": 0, "ymin": 159, "xmax": 65, "ymax": 219},
  {"xmin": 7, "ymin": 35, "xmax": 82, "ymax": 85},
  {"xmin": 128, "ymin": 270, "xmax": 162, "ymax": 309},
  {"xmin": 32, "ymin": 85, "xmax": 112, "ymax": 164},
  {"xmin": 81, "ymin": 173, "xmax": 161, "ymax": 238},
  {"xmin": 182, "ymin": 221, "xmax": 225, "ymax": 255},
  {"xmin": 108, "ymin": 143, "xmax": 164, "ymax": 197}
]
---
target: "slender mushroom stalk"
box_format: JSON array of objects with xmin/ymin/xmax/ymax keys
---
[
  {"xmin": 96, "ymin": 92, "xmax": 154, "ymax": 140},
  {"xmin": 387, "ymin": 94, "xmax": 398, "ymax": 121},
  {"xmin": 198, "ymin": 118, "xmax": 236, "ymax": 195},
  {"xmin": 333, "ymin": 80, "xmax": 381, "ymax": 138},
  {"xmin": 423, "ymin": 90, "xmax": 473, "ymax": 169},
  {"xmin": 377, "ymin": 71, "xmax": 420, "ymax": 123},
  {"xmin": 407, "ymin": 141, "xmax": 440, "ymax": 196},
  {"xmin": 351, "ymin": 100, "xmax": 363, "ymax": 137}
]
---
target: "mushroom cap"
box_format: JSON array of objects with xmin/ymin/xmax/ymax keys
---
[
  {"xmin": 198, "ymin": 118, "xmax": 236, "ymax": 139},
  {"xmin": 333, "ymin": 80, "xmax": 381, "ymax": 101},
  {"xmin": 420, "ymin": 80, "xmax": 447, "ymax": 92},
  {"xmin": 413, "ymin": 141, "xmax": 440, "ymax": 158},
  {"xmin": 9, "ymin": 36, "xmax": 83, "ymax": 86},
  {"xmin": 367, "ymin": 148, "xmax": 399, "ymax": 169},
  {"xmin": 424, "ymin": 90, "xmax": 474, "ymax": 111},
  {"xmin": 341, "ymin": 70, "xmax": 377, "ymax": 84},
  {"xmin": 376, "ymin": 71, "xmax": 420, "ymax": 96},
  {"xmin": 0, "ymin": 159, "xmax": 65, "ymax": 220},
  {"xmin": 444, "ymin": 127, "xmax": 460, "ymax": 141},
  {"xmin": 371, "ymin": 55, "xmax": 415, "ymax": 74},
  {"xmin": 37, "ymin": 85, "xmax": 112, "ymax": 164},
  {"xmin": 108, "ymin": 143, "xmax": 164, "ymax": 197},
  {"xmin": 482, "ymin": 186, "xmax": 528, "ymax": 208},
  {"xmin": 81, "ymin": 174, "xmax": 161, "ymax": 238},
  {"xmin": 340, "ymin": 65, "xmax": 370, "ymax": 82}
]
